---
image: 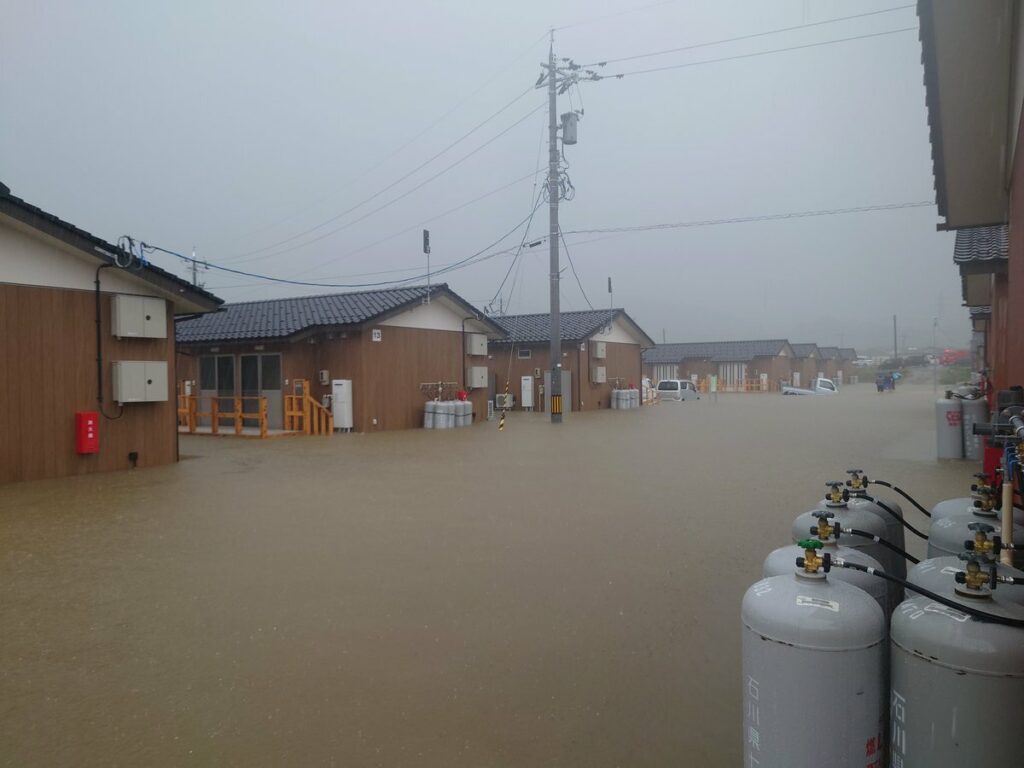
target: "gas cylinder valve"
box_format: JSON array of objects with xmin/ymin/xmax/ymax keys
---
[
  {"xmin": 954, "ymin": 557, "xmax": 997, "ymax": 591},
  {"xmin": 963, "ymin": 522, "xmax": 1014, "ymax": 555},
  {"xmin": 795, "ymin": 539, "xmax": 831, "ymax": 574},
  {"xmin": 809, "ymin": 510, "xmax": 840, "ymax": 541},
  {"xmin": 824, "ymin": 482, "xmax": 850, "ymax": 506},
  {"xmin": 845, "ymin": 469, "xmax": 868, "ymax": 492}
]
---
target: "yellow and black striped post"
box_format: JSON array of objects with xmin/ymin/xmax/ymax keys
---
[{"xmin": 498, "ymin": 379, "xmax": 509, "ymax": 431}]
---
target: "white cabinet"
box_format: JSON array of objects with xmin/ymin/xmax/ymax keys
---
[
  {"xmin": 111, "ymin": 295, "xmax": 167, "ymax": 339},
  {"xmin": 591, "ymin": 340, "xmax": 607, "ymax": 359},
  {"xmin": 111, "ymin": 361, "xmax": 169, "ymax": 404},
  {"xmin": 465, "ymin": 333, "xmax": 488, "ymax": 356},
  {"xmin": 591, "ymin": 366, "xmax": 607, "ymax": 384},
  {"xmin": 466, "ymin": 366, "xmax": 488, "ymax": 389}
]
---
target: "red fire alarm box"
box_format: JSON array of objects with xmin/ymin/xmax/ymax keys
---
[{"xmin": 75, "ymin": 411, "xmax": 100, "ymax": 454}]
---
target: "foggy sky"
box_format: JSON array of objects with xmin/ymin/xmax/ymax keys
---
[{"xmin": 0, "ymin": 0, "xmax": 965, "ymax": 351}]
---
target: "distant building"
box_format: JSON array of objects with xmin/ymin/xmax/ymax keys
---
[
  {"xmin": 643, "ymin": 340, "xmax": 794, "ymax": 391},
  {"xmin": 0, "ymin": 182, "xmax": 222, "ymax": 483},
  {"xmin": 816, "ymin": 347, "xmax": 841, "ymax": 382},
  {"xmin": 488, "ymin": 309, "xmax": 654, "ymax": 411},
  {"xmin": 176, "ymin": 284, "xmax": 506, "ymax": 432},
  {"xmin": 789, "ymin": 343, "xmax": 822, "ymax": 388}
]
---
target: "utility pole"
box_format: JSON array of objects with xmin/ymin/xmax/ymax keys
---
[
  {"xmin": 932, "ymin": 316, "xmax": 938, "ymax": 393},
  {"xmin": 892, "ymin": 314, "xmax": 898, "ymax": 362},
  {"xmin": 536, "ymin": 31, "xmax": 599, "ymax": 424},
  {"xmin": 423, "ymin": 229, "xmax": 431, "ymax": 304},
  {"xmin": 547, "ymin": 34, "xmax": 562, "ymax": 423},
  {"xmin": 191, "ymin": 247, "xmax": 198, "ymax": 286}
]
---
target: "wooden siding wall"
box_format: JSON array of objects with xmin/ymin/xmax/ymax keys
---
[
  {"xmin": 990, "ymin": 273, "xmax": 1008, "ymax": 389},
  {"xmin": 1004, "ymin": 113, "xmax": 1024, "ymax": 391},
  {"xmin": 0, "ymin": 284, "xmax": 176, "ymax": 483},
  {"xmin": 179, "ymin": 327, "xmax": 489, "ymax": 433},
  {"xmin": 488, "ymin": 341, "xmax": 642, "ymax": 411}
]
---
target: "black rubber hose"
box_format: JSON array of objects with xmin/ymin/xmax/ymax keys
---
[
  {"xmin": 845, "ymin": 528, "xmax": 920, "ymax": 564},
  {"xmin": 861, "ymin": 493, "xmax": 928, "ymax": 540},
  {"xmin": 837, "ymin": 561, "xmax": 1024, "ymax": 627},
  {"xmin": 867, "ymin": 479, "xmax": 931, "ymax": 518}
]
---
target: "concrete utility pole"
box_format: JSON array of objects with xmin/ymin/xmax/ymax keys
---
[
  {"xmin": 536, "ymin": 31, "xmax": 599, "ymax": 424},
  {"xmin": 893, "ymin": 314, "xmax": 898, "ymax": 362},
  {"xmin": 547, "ymin": 34, "xmax": 563, "ymax": 423}
]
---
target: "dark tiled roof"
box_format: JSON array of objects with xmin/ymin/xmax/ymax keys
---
[
  {"xmin": 0, "ymin": 182, "xmax": 222, "ymax": 312},
  {"xmin": 643, "ymin": 339, "xmax": 790, "ymax": 364},
  {"xmin": 970, "ymin": 305, "xmax": 992, "ymax": 318},
  {"xmin": 953, "ymin": 224, "xmax": 1008, "ymax": 263},
  {"xmin": 492, "ymin": 309, "xmax": 654, "ymax": 346},
  {"xmin": 176, "ymin": 284, "xmax": 498, "ymax": 343},
  {"xmin": 838, "ymin": 348, "xmax": 857, "ymax": 361},
  {"xmin": 817, "ymin": 346, "xmax": 840, "ymax": 360},
  {"xmin": 790, "ymin": 343, "xmax": 820, "ymax": 359}
]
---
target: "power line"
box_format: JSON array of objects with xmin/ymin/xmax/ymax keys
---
[
  {"xmin": 488, "ymin": 190, "xmax": 545, "ymax": 311},
  {"xmin": 578, "ymin": 4, "xmax": 914, "ymax": 67},
  {"xmin": 594, "ymin": 27, "xmax": 918, "ymax": 81},
  {"xmin": 218, "ymin": 32, "xmax": 549, "ymax": 249},
  {"xmin": 250, "ymin": 102, "xmax": 546, "ymax": 273},
  {"xmin": 228, "ymin": 167, "xmax": 541, "ymax": 268},
  {"xmin": 560, "ymin": 226, "xmax": 593, "ymax": 309},
  {"xmin": 222, "ymin": 87, "xmax": 539, "ymax": 262},
  {"xmin": 559, "ymin": 201, "xmax": 935, "ymax": 235}
]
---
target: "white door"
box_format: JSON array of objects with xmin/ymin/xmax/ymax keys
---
[{"xmin": 793, "ymin": 371, "xmax": 801, "ymax": 387}]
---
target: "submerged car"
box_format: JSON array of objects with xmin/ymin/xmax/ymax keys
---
[
  {"xmin": 656, "ymin": 379, "xmax": 700, "ymax": 401},
  {"xmin": 781, "ymin": 378, "xmax": 839, "ymax": 395}
]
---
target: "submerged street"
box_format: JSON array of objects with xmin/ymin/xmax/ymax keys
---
[{"xmin": 1, "ymin": 384, "xmax": 970, "ymax": 766}]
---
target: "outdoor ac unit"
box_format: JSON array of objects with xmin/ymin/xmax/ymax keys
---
[
  {"xmin": 495, "ymin": 393, "xmax": 513, "ymax": 409},
  {"xmin": 591, "ymin": 366, "xmax": 607, "ymax": 384},
  {"xmin": 318, "ymin": 369, "xmax": 330, "ymax": 385},
  {"xmin": 591, "ymin": 340, "xmax": 607, "ymax": 359}
]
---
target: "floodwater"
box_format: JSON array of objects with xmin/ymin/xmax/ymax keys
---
[{"xmin": 1, "ymin": 384, "xmax": 971, "ymax": 766}]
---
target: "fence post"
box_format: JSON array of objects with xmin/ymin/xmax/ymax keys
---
[
  {"xmin": 260, "ymin": 397, "xmax": 268, "ymax": 438},
  {"xmin": 211, "ymin": 398, "xmax": 219, "ymax": 434}
]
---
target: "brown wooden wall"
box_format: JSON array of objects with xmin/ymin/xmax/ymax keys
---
[
  {"xmin": 489, "ymin": 340, "xmax": 642, "ymax": 411},
  {"xmin": 178, "ymin": 326, "xmax": 489, "ymax": 433},
  {"xmin": 0, "ymin": 283, "xmax": 177, "ymax": 484}
]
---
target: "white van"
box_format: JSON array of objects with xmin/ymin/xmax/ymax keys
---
[{"xmin": 656, "ymin": 379, "xmax": 700, "ymax": 401}]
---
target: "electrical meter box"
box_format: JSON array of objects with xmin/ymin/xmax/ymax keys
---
[
  {"xmin": 591, "ymin": 340, "xmax": 607, "ymax": 359},
  {"xmin": 465, "ymin": 333, "xmax": 488, "ymax": 356},
  {"xmin": 466, "ymin": 366, "xmax": 488, "ymax": 389},
  {"xmin": 591, "ymin": 366, "xmax": 607, "ymax": 384},
  {"xmin": 111, "ymin": 361, "xmax": 169, "ymax": 404},
  {"xmin": 111, "ymin": 295, "xmax": 167, "ymax": 339}
]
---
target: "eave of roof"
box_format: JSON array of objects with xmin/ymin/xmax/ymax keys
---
[{"xmin": 0, "ymin": 186, "xmax": 222, "ymax": 314}]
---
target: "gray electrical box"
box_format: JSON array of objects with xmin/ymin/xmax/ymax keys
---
[
  {"xmin": 111, "ymin": 295, "xmax": 167, "ymax": 339},
  {"xmin": 561, "ymin": 112, "xmax": 578, "ymax": 145},
  {"xmin": 111, "ymin": 361, "xmax": 169, "ymax": 404},
  {"xmin": 465, "ymin": 333, "xmax": 488, "ymax": 356}
]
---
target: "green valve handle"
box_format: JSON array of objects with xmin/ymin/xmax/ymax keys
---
[{"xmin": 797, "ymin": 539, "xmax": 823, "ymax": 550}]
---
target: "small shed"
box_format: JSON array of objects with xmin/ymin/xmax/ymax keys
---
[{"xmin": 643, "ymin": 340, "xmax": 794, "ymax": 392}]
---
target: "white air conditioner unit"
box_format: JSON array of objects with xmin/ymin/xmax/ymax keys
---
[
  {"xmin": 495, "ymin": 393, "xmax": 514, "ymax": 409},
  {"xmin": 591, "ymin": 340, "xmax": 607, "ymax": 359},
  {"xmin": 318, "ymin": 369, "xmax": 330, "ymax": 385},
  {"xmin": 591, "ymin": 366, "xmax": 607, "ymax": 384}
]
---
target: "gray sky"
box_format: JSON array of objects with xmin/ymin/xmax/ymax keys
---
[{"xmin": 0, "ymin": 0, "xmax": 965, "ymax": 351}]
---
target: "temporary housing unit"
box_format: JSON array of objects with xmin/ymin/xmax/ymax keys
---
[
  {"xmin": 918, "ymin": 2, "xmax": 1024, "ymax": 391},
  {"xmin": 487, "ymin": 309, "xmax": 654, "ymax": 411},
  {"xmin": 817, "ymin": 347, "xmax": 841, "ymax": 381},
  {"xmin": 0, "ymin": 181, "xmax": 222, "ymax": 483},
  {"xmin": 643, "ymin": 340, "xmax": 794, "ymax": 392},
  {"xmin": 175, "ymin": 284, "xmax": 506, "ymax": 432},
  {"xmin": 788, "ymin": 344, "xmax": 821, "ymax": 388},
  {"xmin": 837, "ymin": 348, "xmax": 858, "ymax": 384}
]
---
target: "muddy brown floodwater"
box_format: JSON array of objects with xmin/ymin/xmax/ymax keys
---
[{"xmin": 1, "ymin": 383, "xmax": 972, "ymax": 766}]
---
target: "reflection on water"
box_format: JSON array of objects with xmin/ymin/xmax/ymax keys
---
[{"xmin": 0, "ymin": 385, "xmax": 969, "ymax": 766}]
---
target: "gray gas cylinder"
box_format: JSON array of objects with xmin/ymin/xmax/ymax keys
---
[
  {"xmin": 423, "ymin": 400, "xmax": 436, "ymax": 429},
  {"xmin": 890, "ymin": 565, "xmax": 1024, "ymax": 767},
  {"xmin": 763, "ymin": 541, "xmax": 888, "ymax": 617},
  {"xmin": 794, "ymin": 485, "xmax": 902, "ymax": 612},
  {"xmin": 742, "ymin": 553, "xmax": 885, "ymax": 768},
  {"xmin": 960, "ymin": 396, "xmax": 989, "ymax": 460},
  {"xmin": 927, "ymin": 515, "xmax": 1024, "ymax": 567},
  {"xmin": 935, "ymin": 394, "xmax": 964, "ymax": 459},
  {"xmin": 908, "ymin": 554, "xmax": 1024, "ymax": 606},
  {"xmin": 610, "ymin": 389, "xmax": 618, "ymax": 409},
  {"xmin": 434, "ymin": 401, "xmax": 450, "ymax": 429}
]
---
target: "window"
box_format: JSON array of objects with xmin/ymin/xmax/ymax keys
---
[
  {"xmin": 199, "ymin": 356, "xmax": 216, "ymax": 390},
  {"xmin": 658, "ymin": 380, "xmax": 679, "ymax": 391},
  {"xmin": 517, "ymin": 348, "xmax": 532, "ymax": 359},
  {"xmin": 260, "ymin": 355, "xmax": 281, "ymax": 390},
  {"xmin": 216, "ymin": 356, "xmax": 235, "ymax": 396}
]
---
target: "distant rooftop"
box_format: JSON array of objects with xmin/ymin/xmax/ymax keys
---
[
  {"xmin": 492, "ymin": 309, "xmax": 654, "ymax": 346},
  {"xmin": 643, "ymin": 339, "xmax": 791, "ymax": 364},
  {"xmin": 953, "ymin": 225, "xmax": 1008, "ymax": 263}
]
